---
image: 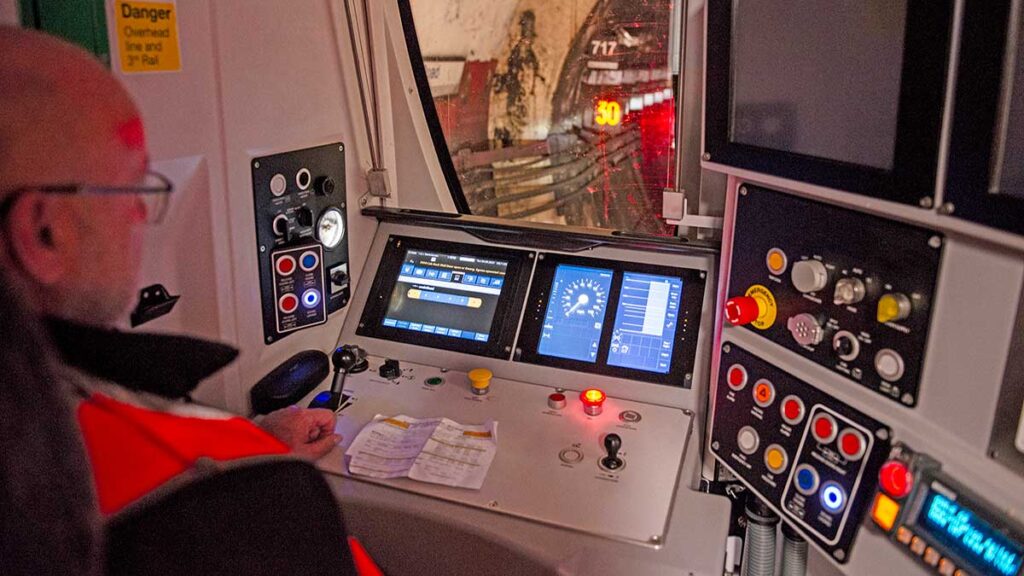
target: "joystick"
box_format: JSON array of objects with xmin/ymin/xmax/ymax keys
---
[
  {"xmin": 601, "ymin": 433, "xmax": 624, "ymax": 471},
  {"xmin": 308, "ymin": 345, "xmax": 367, "ymax": 410}
]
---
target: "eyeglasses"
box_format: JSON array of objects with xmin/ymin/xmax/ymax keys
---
[{"xmin": 0, "ymin": 170, "xmax": 174, "ymax": 225}]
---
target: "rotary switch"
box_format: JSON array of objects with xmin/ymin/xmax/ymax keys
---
[
  {"xmin": 378, "ymin": 359, "xmax": 401, "ymax": 379},
  {"xmin": 791, "ymin": 260, "xmax": 829, "ymax": 293},
  {"xmin": 833, "ymin": 277, "xmax": 866, "ymax": 305}
]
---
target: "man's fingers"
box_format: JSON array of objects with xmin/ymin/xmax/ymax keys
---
[
  {"xmin": 306, "ymin": 407, "xmax": 337, "ymax": 427},
  {"xmin": 300, "ymin": 433, "xmax": 343, "ymax": 459}
]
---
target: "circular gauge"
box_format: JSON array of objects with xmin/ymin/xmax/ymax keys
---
[
  {"xmin": 560, "ymin": 277, "xmax": 607, "ymax": 318},
  {"xmin": 316, "ymin": 207, "xmax": 345, "ymax": 249}
]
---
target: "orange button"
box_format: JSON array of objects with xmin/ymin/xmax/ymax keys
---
[
  {"xmin": 753, "ymin": 379, "xmax": 775, "ymax": 407},
  {"xmin": 764, "ymin": 445, "xmax": 788, "ymax": 474},
  {"xmin": 766, "ymin": 248, "xmax": 788, "ymax": 275},
  {"xmin": 871, "ymin": 493, "xmax": 900, "ymax": 532}
]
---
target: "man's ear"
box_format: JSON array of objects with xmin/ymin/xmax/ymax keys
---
[{"xmin": 6, "ymin": 194, "xmax": 75, "ymax": 285}]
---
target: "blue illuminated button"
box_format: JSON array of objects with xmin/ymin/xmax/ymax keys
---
[
  {"xmin": 401, "ymin": 264, "xmax": 414, "ymax": 275},
  {"xmin": 794, "ymin": 464, "xmax": 820, "ymax": 496},
  {"xmin": 301, "ymin": 289, "xmax": 321, "ymax": 309},
  {"xmin": 820, "ymin": 481, "xmax": 847, "ymax": 513},
  {"xmin": 299, "ymin": 250, "xmax": 319, "ymax": 272}
]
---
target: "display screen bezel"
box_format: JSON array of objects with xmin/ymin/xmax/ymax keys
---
[
  {"xmin": 515, "ymin": 253, "xmax": 705, "ymax": 387},
  {"xmin": 704, "ymin": 0, "xmax": 953, "ymax": 206},
  {"xmin": 356, "ymin": 236, "xmax": 533, "ymax": 359},
  {"xmin": 908, "ymin": 470, "xmax": 1024, "ymax": 576},
  {"xmin": 944, "ymin": 0, "xmax": 1024, "ymax": 236}
]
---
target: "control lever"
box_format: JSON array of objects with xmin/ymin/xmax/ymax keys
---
[
  {"xmin": 601, "ymin": 433, "xmax": 624, "ymax": 471},
  {"xmin": 308, "ymin": 345, "xmax": 367, "ymax": 411}
]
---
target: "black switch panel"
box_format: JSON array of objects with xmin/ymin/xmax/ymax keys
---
[
  {"xmin": 270, "ymin": 244, "xmax": 327, "ymax": 335},
  {"xmin": 728, "ymin": 184, "xmax": 942, "ymax": 406},
  {"xmin": 711, "ymin": 344, "xmax": 891, "ymax": 563},
  {"xmin": 252, "ymin": 143, "xmax": 350, "ymax": 344}
]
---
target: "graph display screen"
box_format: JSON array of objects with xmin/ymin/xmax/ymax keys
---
[
  {"xmin": 607, "ymin": 273, "xmax": 683, "ymax": 373},
  {"xmin": 537, "ymin": 264, "xmax": 613, "ymax": 363},
  {"xmin": 916, "ymin": 486, "xmax": 1024, "ymax": 576},
  {"xmin": 382, "ymin": 249, "xmax": 509, "ymax": 343}
]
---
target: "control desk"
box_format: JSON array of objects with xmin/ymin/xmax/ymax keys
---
[{"xmin": 302, "ymin": 214, "xmax": 729, "ymax": 575}]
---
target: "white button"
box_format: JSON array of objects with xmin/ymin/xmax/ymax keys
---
[
  {"xmin": 874, "ymin": 349, "xmax": 905, "ymax": 381},
  {"xmin": 270, "ymin": 173, "xmax": 287, "ymax": 196},
  {"xmin": 737, "ymin": 426, "xmax": 760, "ymax": 455}
]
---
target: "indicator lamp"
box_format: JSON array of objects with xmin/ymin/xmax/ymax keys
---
[
  {"xmin": 871, "ymin": 493, "xmax": 901, "ymax": 532},
  {"xmin": 879, "ymin": 460, "xmax": 913, "ymax": 498},
  {"xmin": 580, "ymin": 388, "xmax": 607, "ymax": 416},
  {"xmin": 821, "ymin": 481, "xmax": 847, "ymax": 513}
]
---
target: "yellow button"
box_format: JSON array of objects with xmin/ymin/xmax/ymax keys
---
[
  {"xmin": 877, "ymin": 293, "xmax": 911, "ymax": 323},
  {"xmin": 872, "ymin": 493, "xmax": 901, "ymax": 532},
  {"xmin": 765, "ymin": 447, "xmax": 786, "ymax": 473},
  {"xmin": 767, "ymin": 249, "xmax": 787, "ymax": 275},
  {"xmin": 468, "ymin": 368, "xmax": 492, "ymax": 390}
]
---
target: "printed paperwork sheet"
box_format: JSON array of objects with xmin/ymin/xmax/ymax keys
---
[{"xmin": 345, "ymin": 414, "xmax": 497, "ymax": 490}]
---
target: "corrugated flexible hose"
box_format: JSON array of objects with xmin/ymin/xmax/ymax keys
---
[{"xmin": 742, "ymin": 495, "xmax": 780, "ymax": 576}]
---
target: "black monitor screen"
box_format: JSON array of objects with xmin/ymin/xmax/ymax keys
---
[
  {"xmin": 383, "ymin": 249, "xmax": 509, "ymax": 343},
  {"xmin": 730, "ymin": 0, "xmax": 907, "ymax": 169}
]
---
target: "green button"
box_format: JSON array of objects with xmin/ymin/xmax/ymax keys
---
[{"xmin": 424, "ymin": 377, "xmax": 444, "ymax": 386}]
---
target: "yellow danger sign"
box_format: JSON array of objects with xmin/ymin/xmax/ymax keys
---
[{"xmin": 114, "ymin": 1, "xmax": 181, "ymax": 73}]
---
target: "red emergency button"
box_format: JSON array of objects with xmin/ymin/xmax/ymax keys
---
[
  {"xmin": 753, "ymin": 379, "xmax": 775, "ymax": 407},
  {"xmin": 781, "ymin": 395, "xmax": 805, "ymax": 425},
  {"xmin": 812, "ymin": 413, "xmax": 838, "ymax": 444},
  {"xmin": 580, "ymin": 388, "xmax": 606, "ymax": 416},
  {"xmin": 727, "ymin": 364, "xmax": 748, "ymax": 391},
  {"xmin": 879, "ymin": 460, "xmax": 913, "ymax": 499},
  {"xmin": 838, "ymin": 429, "xmax": 866, "ymax": 461},
  {"xmin": 278, "ymin": 293, "xmax": 299, "ymax": 314},
  {"xmin": 725, "ymin": 296, "xmax": 762, "ymax": 326}
]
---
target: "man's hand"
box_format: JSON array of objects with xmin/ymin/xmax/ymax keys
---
[{"xmin": 258, "ymin": 406, "xmax": 341, "ymax": 460}]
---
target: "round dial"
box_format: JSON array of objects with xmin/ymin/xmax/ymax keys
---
[
  {"xmin": 560, "ymin": 278, "xmax": 607, "ymax": 318},
  {"xmin": 316, "ymin": 207, "xmax": 345, "ymax": 249}
]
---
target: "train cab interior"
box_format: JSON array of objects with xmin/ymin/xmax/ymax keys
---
[{"xmin": 4, "ymin": 0, "xmax": 1024, "ymax": 575}]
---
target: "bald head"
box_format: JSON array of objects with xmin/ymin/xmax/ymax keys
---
[
  {"xmin": 0, "ymin": 26, "xmax": 145, "ymax": 192},
  {"xmin": 0, "ymin": 27, "xmax": 150, "ymax": 325}
]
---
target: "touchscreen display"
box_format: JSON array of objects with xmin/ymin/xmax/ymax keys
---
[
  {"xmin": 607, "ymin": 272, "xmax": 683, "ymax": 374},
  {"xmin": 382, "ymin": 249, "xmax": 509, "ymax": 343},
  {"xmin": 537, "ymin": 264, "xmax": 613, "ymax": 363}
]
